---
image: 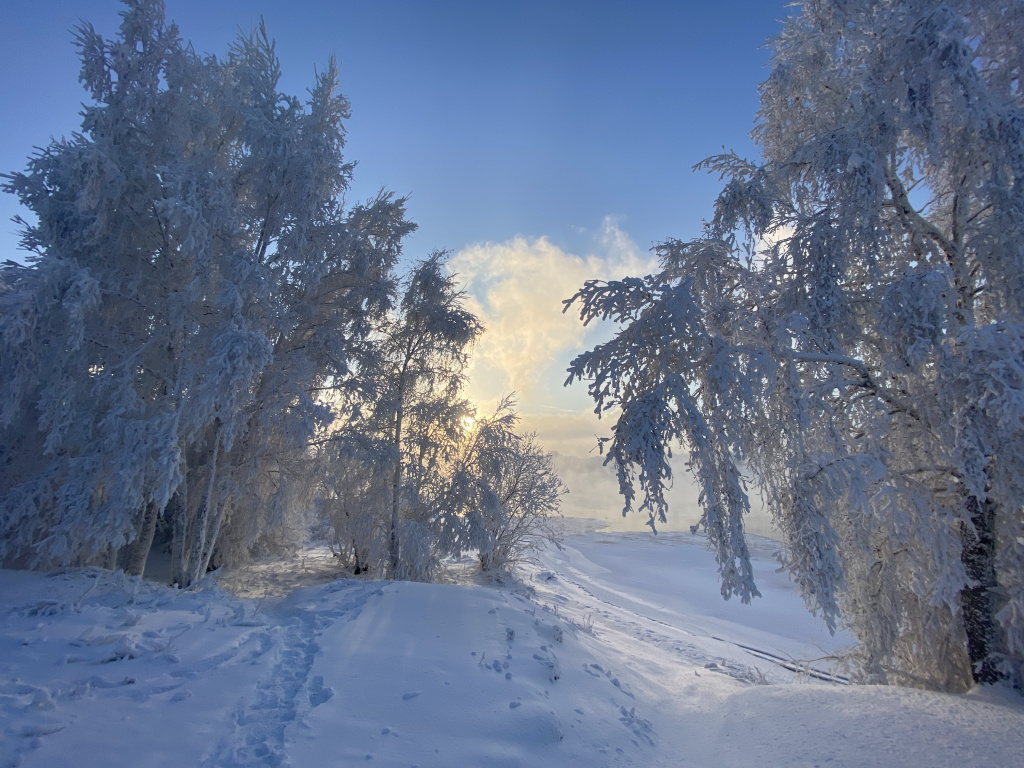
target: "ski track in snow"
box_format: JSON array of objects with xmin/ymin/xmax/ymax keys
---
[{"xmin": 529, "ymin": 556, "xmax": 802, "ymax": 687}]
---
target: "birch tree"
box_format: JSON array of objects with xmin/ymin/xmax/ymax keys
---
[
  {"xmin": 566, "ymin": 0, "xmax": 1024, "ymax": 690},
  {"xmin": 322, "ymin": 392, "xmax": 563, "ymax": 578},
  {"xmin": 447, "ymin": 397, "xmax": 564, "ymax": 572},
  {"xmin": 367, "ymin": 253, "xmax": 483, "ymax": 577}
]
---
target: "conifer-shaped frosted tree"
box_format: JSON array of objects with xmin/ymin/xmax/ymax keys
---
[
  {"xmin": 567, "ymin": 0, "xmax": 1024, "ymax": 690},
  {"xmin": 0, "ymin": 0, "xmax": 412, "ymax": 584}
]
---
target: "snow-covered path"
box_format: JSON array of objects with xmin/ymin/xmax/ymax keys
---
[
  {"xmin": 288, "ymin": 580, "xmax": 655, "ymax": 767},
  {"xmin": 1, "ymin": 531, "xmax": 1022, "ymax": 767},
  {"xmin": 203, "ymin": 581, "xmax": 379, "ymax": 767}
]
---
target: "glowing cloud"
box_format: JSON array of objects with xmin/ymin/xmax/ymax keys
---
[{"xmin": 449, "ymin": 217, "xmax": 656, "ymax": 410}]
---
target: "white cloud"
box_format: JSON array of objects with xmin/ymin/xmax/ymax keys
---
[{"xmin": 449, "ymin": 217, "xmax": 656, "ymax": 410}]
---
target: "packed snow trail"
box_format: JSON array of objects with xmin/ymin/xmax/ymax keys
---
[
  {"xmin": 286, "ymin": 579, "xmax": 659, "ymax": 767},
  {"xmin": 202, "ymin": 581, "xmax": 379, "ymax": 767}
]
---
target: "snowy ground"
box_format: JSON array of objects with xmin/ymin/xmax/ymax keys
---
[{"xmin": 2, "ymin": 525, "xmax": 1022, "ymax": 768}]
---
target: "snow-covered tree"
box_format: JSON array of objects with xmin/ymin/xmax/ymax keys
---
[
  {"xmin": 0, "ymin": 0, "xmax": 411, "ymax": 584},
  {"xmin": 318, "ymin": 290, "xmax": 564, "ymax": 579},
  {"xmin": 449, "ymin": 397, "xmax": 564, "ymax": 572},
  {"xmin": 566, "ymin": 0, "xmax": 1024, "ymax": 691},
  {"xmin": 323, "ymin": 392, "xmax": 562, "ymax": 579},
  {"xmin": 344, "ymin": 253, "xmax": 483, "ymax": 578},
  {"xmin": 320, "ymin": 440, "xmax": 392, "ymax": 575}
]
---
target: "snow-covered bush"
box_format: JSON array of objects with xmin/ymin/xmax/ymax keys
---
[
  {"xmin": 452, "ymin": 400, "xmax": 564, "ymax": 572},
  {"xmin": 566, "ymin": 0, "xmax": 1024, "ymax": 690}
]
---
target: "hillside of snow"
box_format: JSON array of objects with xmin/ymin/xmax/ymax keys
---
[{"xmin": 2, "ymin": 527, "xmax": 1021, "ymax": 768}]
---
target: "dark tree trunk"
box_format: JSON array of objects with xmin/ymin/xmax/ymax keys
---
[
  {"xmin": 960, "ymin": 491, "xmax": 1003, "ymax": 684},
  {"xmin": 169, "ymin": 487, "xmax": 188, "ymax": 587},
  {"xmin": 352, "ymin": 536, "xmax": 368, "ymax": 575}
]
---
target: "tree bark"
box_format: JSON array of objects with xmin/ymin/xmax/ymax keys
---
[
  {"xmin": 197, "ymin": 498, "xmax": 228, "ymax": 577},
  {"xmin": 960, "ymin": 490, "xmax": 1003, "ymax": 684},
  {"xmin": 184, "ymin": 429, "xmax": 221, "ymax": 586},
  {"xmin": 169, "ymin": 484, "xmax": 188, "ymax": 587},
  {"xmin": 389, "ymin": 394, "xmax": 405, "ymax": 578},
  {"xmin": 124, "ymin": 502, "xmax": 159, "ymax": 577}
]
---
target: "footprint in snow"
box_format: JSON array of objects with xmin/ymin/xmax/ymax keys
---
[
  {"xmin": 401, "ymin": 691, "xmax": 421, "ymax": 701},
  {"xmin": 16, "ymin": 720, "xmax": 66, "ymax": 737},
  {"xmin": 308, "ymin": 675, "xmax": 334, "ymax": 707}
]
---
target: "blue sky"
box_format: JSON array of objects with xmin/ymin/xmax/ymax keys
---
[
  {"xmin": 2, "ymin": 0, "xmax": 789, "ymax": 261},
  {"xmin": 1, "ymin": 0, "xmax": 792, "ymax": 527}
]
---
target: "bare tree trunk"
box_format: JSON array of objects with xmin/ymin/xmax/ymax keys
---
[
  {"xmin": 197, "ymin": 497, "xmax": 228, "ymax": 577},
  {"xmin": 353, "ymin": 538, "xmax": 368, "ymax": 575},
  {"xmin": 169, "ymin": 482, "xmax": 188, "ymax": 587},
  {"xmin": 184, "ymin": 429, "xmax": 221, "ymax": 586}
]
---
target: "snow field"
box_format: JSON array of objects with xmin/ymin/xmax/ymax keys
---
[
  {"xmin": 0, "ymin": 565, "xmax": 657, "ymax": 767},
  {"xmin": 525, "ymin": 532, "xmax": 1024, "ymax": 767},
  {"xmin": 2, "ymin": 531, "xmax": 1023, "ymax": 767},
  {"xmin": 0, "ymin": 569, "xmax": 281, "ymax": 768}
]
